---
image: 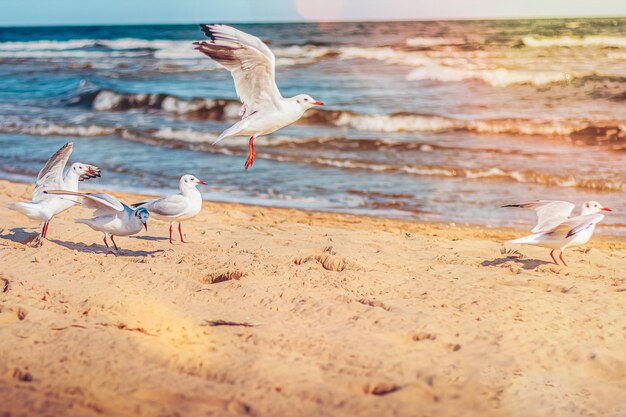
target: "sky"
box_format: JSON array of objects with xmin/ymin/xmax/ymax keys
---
[{"xmin": 0, "ymin": 0, "xmax": 624, "ymax": 26}]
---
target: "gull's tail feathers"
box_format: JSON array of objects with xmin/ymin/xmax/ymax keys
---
[
  {"xmin": 6, "ymin": 202, "xmax": 41, "ymax": 220},
  {"xmin": 508, "ymin": 234, "xmax": 544, "ymax": 245},
  {"xmin": 213, "ymin": 120, "xmax": 246, "ymax": 145}
]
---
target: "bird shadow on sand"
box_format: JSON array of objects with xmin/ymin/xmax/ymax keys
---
[
  {"xmin": 50, "ymin": 239, "xmax": 164, "ymax": 257},
  {"xmin": 481, "ymin": 257, "xmax": 552, "ymax": 270},
  {"xmin": 0, "ymin": 227, "xmax": 39, "ymax": 244}
]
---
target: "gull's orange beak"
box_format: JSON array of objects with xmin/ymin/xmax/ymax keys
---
[
  {"xmin": 312, "ymin": 101, "xmax": 324, "ymax": 106},
  {"xmin": 87, "ymin": 169, "xmax": 96, "ymax": 174},
  {"xmin": 197, "ymin": 180, "xmax": 207, "ymax": 185},
  {"xmin": 601, "ymin": 207, "xmax": 612, "ymax": 211}
]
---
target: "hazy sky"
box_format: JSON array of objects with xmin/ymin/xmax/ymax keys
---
[{"xmin": 0, "ymin": 0, "xmax": 624, "ymax": 26}]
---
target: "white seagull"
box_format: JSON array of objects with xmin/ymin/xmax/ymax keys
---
[
  {"xmin": 132, "ymin": 174, "xmax": 207, "ymax": 244},
  {"xmin": 503, "ymin": 200, "xmax": 612, "ymax": 265},
  {"xmin": 6, "ymin": 142, "xmax": 101, "ymax": 239},
  {"xmin": 194, "ymin": 24, "xmax": 324, "ymax": 170},
  {"xmin": 44, "ymin": 190, "xmax": 149, "ymax": 251}
]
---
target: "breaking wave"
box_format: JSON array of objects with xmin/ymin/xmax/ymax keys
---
[
  {"xmin": 405, "ymin": 37, "xmax": 466, "ymax": 47},
  {"xmin": 0, "ymin": 122, "xmax": 119, "ymax": 137},
  {"xmin": 290, "ymin": 159, "xmax": 626, "ymax": 192},
  {"xmin": 3, "ymin": 118, "xmax": 625, "ymax": 192},
  {"xmin": 67, "ymin": 89, "xmax": 626, "ymax": 145},
  {"xmin": 522, "ymin": 35, "xmax": 626, "ymax": 48},
  {"xmin": 117, "ymin": 129, "xmax": 626, "ymax": 192},
  {"xmin": 0, "ymin": 37, "xmax": 337, "ymax": 66},
  {"xmin": 407, "ymin": 65, "xmax": 573, "ymax": 87}
]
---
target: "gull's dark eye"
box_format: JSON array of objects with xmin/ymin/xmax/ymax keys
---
[{"xmin": 304, "ymin": 98, "xmax": 308, "ymax": 101}]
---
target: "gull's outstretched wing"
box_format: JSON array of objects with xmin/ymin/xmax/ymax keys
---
[
  {"xmin": 141, "ymin": 194, "xmax": 188, "ymax": 217},
  {"xmin": 564, "ymin": 214, "xmax": 605, "ymax": 238},
  {"xmin": 503, "ymin": 200, "xmax": 576, "ymax": 233},
  {"xmin": 194, "ymin": 24, "xmax": 282, "ymax": 119},
  {"xmin": 45, "ymin": 190, "xmax": 124, "ymax": 215},
  {"xmin": 33, "ymin": 142, "xmax": 73, "ymax": 202}
]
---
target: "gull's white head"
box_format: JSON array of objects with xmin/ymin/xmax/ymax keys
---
[
  {"xmin": 71, "ymin": 162, "xmax": 101, "ymax": 181},
  {"xmin": 134, "ymin": 207, "xmax": 150, "ymax": 231},
  {"xmin": 581, "ymin": 201, "xmax": 612, "ymax": 215},
  {"xmin": 292, "ymin": 94, "xmax": 324, "ymax": 110},
  {"xmin": 179, "ymin": 174, "xmax": 207, "ymax": 189}
]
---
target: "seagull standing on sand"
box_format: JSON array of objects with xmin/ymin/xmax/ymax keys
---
[
  {"xmin": 194, "ymin": 24, "xmax": 324, "ymax": 170},
  {"xmin": 503, "ymin": 200, "xmax": 612, "ymax": 266},
  {"xmin": 44, "ymin": 190, "xmax": 149, "ymax": 251},
  {"xmin": 132, "ymin": 174, "xmax": 206, "ymax": 244},
  {"xmin": 6, "ymin": 142, "xmax": 101, "ymax": 238}
]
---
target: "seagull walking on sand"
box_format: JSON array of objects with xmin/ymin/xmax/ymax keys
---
[
  {"xmin": 194, "ymin": 24, "xmax": 324, "ymax": 170},
  {"xmin": 6, "ymin": 142, "xmax": 101, "ymax": 239},
  {"xmin": 132, "ymin": 174, "xmax": 206, "ymax": 244},
  {"xmin": 503, "ymin": 200, "xmax": 612, "ymax": 266},
  {"xmin": 44, "ymin": 190, "xmax": 149, "ymax": 251}
]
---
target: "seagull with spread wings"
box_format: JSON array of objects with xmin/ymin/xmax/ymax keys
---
[
  {"xmin": 44, "ymin": 190, "xmax": 149, "ymax": 251},
  {"xmin": 194, "ymin": 24, "xmax": 324, "ymax": 170},
  {"xmin": 503, "ymin": 200, "xmax": 612, "ymax": 265},
  {"xmin": 6, "ymin": 142, "xmax": 101, "ymax": 238}
]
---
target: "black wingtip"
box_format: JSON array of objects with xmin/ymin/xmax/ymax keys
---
[
  {"xmin": 200, "ymin": 24, "xmax": 216, "ymax": 41},
  {"xmin": 502, "ymin": 204, "xmax": 521, "ymax": 208}
]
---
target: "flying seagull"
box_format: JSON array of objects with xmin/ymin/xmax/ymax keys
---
[
  {"xmin": 6, "ymin": 142, "xmax": 101, "ymax": 238},
  {"xmin": 194, "ymin": 24, "xmax": 324, "ymax": 170},
  {"xmin": 503, "ymin": 200, "xmax": 612, "ymax": 266}
]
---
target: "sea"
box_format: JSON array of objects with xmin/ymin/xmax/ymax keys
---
[{"xmin": 1, "ymin": 18, "xmax": 625, "ymax": 233}]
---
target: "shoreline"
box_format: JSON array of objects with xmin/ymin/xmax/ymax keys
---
[
  {"xmin": 1, "ymin": 176, "xmax": 624, "ymax": 241},
  {"xmin": 1, "ymin": 178, "xmax": 625, "ymax": 417}
]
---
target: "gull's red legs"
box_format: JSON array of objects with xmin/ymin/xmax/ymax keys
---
[
  {"xmin": 550, "ymin": 249, "xmax": 559, "ymax": 265},
  {"xmin": 178, "ymin": 223, "xmax": 187, "ymax": 243},
  {"xmin": 559, "ymin": 251, "xmax": 568, "ymax": 267},
  {"xmin": 103, "ymin": 234, "xmax": 109, "ymax": 248},
  {"xmin": 169, "ymin": 223, "xmax": 173, "ymax": 244},
  {"xmin": 110, "ymin": 235, "xmax": 119, "ymax": 251},
  {"xmin": 41, "ymin": 221, "xmax": 50, "ymax": 238},
  {"xmin": 244, "ymin": 136, "xmax": 256, "ymax": 170}
]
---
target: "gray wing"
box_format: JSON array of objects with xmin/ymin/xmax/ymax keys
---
[
  {"xmin": 503, "ymin": 200, "xmax": 575, "ymax": 233},
  {"xmin": 564, "ymin": 214, "xmax": 605, "ymax": 238},
  {"xmin": 194, "ymin": 24, "xmax": 282, "ymax": 119},
  {"xmin": 143, "ymin": 194, "xmax": 188, "ymax": 217},
  {"xmin": 45, "ymin": 190, "xmax": 124, "ymax": 215},
  {"xmin": 33, "ymin": 142, "xmax": 73, "ymax": 202}
]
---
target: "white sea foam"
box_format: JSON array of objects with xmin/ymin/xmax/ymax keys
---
[
  {"xmin": 405, "ymin": 37, "xmax": 465, "ymax": 47},
  {"xmin": 0, "ymin": 37, "xmax": 336, "ymax": 69},
  {"xmin": 329, "ymin": 111, "xmax": 589, "ymax": 136},
  {"xmin": 0, "ymin": 122, "xmax": 117, "ymax": 137},
  {"xmin": 0, "ymin": 50, "xmax": 148, "ymax": 59},
  {"xmin": 522, "ymin": 35, "xmax": 626, "ymax": 48},
  {"xmin": 333, "ymin": 112, "xmax": 458, "ymax": 132},
  {"xmin": 407, "ymin": 65, "xmax": 572, "ymax": 87},
  {"xmin": 153, "ymin": 128, "xmax": 218, "ymax": 143},
  {"xmin": 0, "ymin": 39, "xmax": 96, "ymax": 50}
]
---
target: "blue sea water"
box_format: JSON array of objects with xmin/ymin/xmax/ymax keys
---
[{"xmin": 1, "ymin": 19, "xmax": 625, "ymax": 232}]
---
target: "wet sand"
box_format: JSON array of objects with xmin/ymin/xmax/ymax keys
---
[{"xmin": 0, "ymin": 179, "xmax": 625, "ymax": 417}]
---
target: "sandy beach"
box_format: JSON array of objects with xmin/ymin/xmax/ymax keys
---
[{"xmin": 0, "ymin": 178, "xmax": 625, "ymax": 416}]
